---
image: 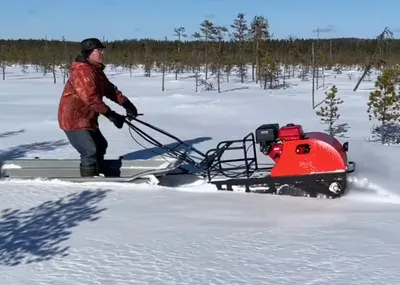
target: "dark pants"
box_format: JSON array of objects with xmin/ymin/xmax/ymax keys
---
[{"xmin": 64, "ymin": 129, "xmax": 108, "ymax": 167}]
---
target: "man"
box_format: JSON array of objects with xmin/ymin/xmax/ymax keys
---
[{"xmin": 58, "ymin": 37, "xmax": 138, "ymax": 177}]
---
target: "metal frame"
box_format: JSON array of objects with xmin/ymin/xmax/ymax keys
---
[
  {"xmin": 125, "ymin": 117, "xmax": 208, "ymax": 170},
  {"xmin": 203, "ymin": 133, "xmax": 269, "ymax": 180},
  {"xmin": 126, "ymin": 117, "xmax": 271, "ymax": 183}
]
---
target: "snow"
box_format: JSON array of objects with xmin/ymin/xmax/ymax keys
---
[
  {"xmin": 1, "ymin": 65, "xmax": 400, "ymax": 284},
  {"xmin": 1, "ymin": 163, "xmax": 22, "ymax": 169}
]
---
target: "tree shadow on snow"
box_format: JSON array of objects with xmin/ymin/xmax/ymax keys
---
[
  {"xmin": 366, "ymin": 123, "xmax": 400, "ymax": 145},
  {"xmin": 331, "ymin": 123, "xmax": 350, "ymax": 138},
  {"xmin": 0, "ymin": 140, "xmax": 69, "ymax": 165},
  {"xmin": 0, "ymin": 189, "xmax": 110, "ymax": 266},
  {"xmin": 123, "ymin": 136, "xmax": 212, "ymax": 160},
  {"xmin": 221, "ymin": 86, "xmax": 249, "ymax": 93},
  {"xmin": 0, "ymin": 129, "xmax": 25, "ymax": 139}
]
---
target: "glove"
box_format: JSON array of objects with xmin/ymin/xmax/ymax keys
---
[
  {"xmin": 104, "ymin": 109, "xmax": 125, "ymax": 129},
  {"xmin": 122, "ymin": 100, "xmax": 138, "ymax": 119}
]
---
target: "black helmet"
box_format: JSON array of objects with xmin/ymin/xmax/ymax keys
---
[{"xmin": 80, "ymin": 38, "xmax": 106, "ymax": 51}]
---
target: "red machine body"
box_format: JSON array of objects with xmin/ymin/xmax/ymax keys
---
[
  {"xmin": 256, "ymin": 123, "xmax": 349, "ymax": 178},
  {"xmin": 267, "ymin": 124, "xmax": 304, "ymax": 162}
]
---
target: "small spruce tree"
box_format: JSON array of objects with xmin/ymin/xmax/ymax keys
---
[
  {"xmin": 315, "ymin": 85, "xmax": 344, "ymax": 135},
  {"xmin": 367, "ymin": 67, "xmax": 400, "ymax": 144}
]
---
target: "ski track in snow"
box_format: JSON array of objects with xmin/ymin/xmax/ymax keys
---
[{"xmin": 2, "ymin": 66, "xmax": 400, "ymax": 284}]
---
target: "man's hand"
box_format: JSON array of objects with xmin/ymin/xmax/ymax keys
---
[
  {"xmin": 122, "ymin": 100, "xmax": 138, "ymax": 119},
  {"xmin": 104, "ymin": 109, "xmax": 125, "ymax": 129}
]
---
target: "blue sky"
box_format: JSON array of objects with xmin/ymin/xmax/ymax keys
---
[{"xmin": 2, "ymin": 0, "xmax": 400, "ymax": 41}]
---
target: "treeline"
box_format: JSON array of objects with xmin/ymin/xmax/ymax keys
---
[
  {"xmin": 2, "ymin": 13, "xmax": 400, "ymax": 144},
  {"xmin": 0, "ymin": 13, "xmax": 397, "ymax": 83}
]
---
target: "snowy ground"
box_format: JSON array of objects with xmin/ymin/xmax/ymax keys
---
[{"xmin": 1, "ymin": 65, "xmax": 400, "ymax": 284}]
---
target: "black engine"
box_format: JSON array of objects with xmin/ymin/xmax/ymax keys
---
[{"xmin": 255, "ymin": 123, "xmax": 280, "ymax": 153}]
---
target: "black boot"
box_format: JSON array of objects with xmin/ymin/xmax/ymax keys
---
[
  {"xmin": 97, "ymin": 155, "xmax": 106, "ymax": 176},
  {"xmin": 80, "ymin": 163, "xmax": 99, "ymax": 177}
]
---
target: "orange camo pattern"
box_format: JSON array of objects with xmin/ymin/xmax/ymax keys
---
[{"xmin": 58, "ymin": 58, "xmax": 128, "ymax": 131}]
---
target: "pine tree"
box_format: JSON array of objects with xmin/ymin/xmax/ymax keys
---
[
  {"xmin": 315, "ymin": 85, "xmax": 343, "ymax": 135},
  {"xmin": 230, "ymin": 13, "xmax": 249, "ymax": 83},
  {"xmin": 173, "ymin": 27, "xmax": 187, "ymax": 80},
  {"xmin": 367, "ymin": 67, "xmax": 400, "ymax": 144},
  {"xmin": 192, "ymin": 20, "xmax": 215, "ymax": 80},
  {"xmin": 249, "ymin": 16, "xmax": 270, "ymax": 82},
  {"xmin": 258, "ymin": 51, "xmax": 278, "ymax": 89}
]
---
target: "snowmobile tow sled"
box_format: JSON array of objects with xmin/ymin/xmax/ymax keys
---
[{"xmin": 0, "ymin": 115, "xmax": 355, "ymax": 198}]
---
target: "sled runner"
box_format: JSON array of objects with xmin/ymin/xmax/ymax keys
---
[
  {"xmin": 0, "ymin": 115, "xmax": 356, "ymax": 198},
  {"xmin": 0, "ymin": 155, "xmax": 181, "ymax": 184}
]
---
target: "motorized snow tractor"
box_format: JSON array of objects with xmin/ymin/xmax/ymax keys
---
[{"xmin": 0, "ymin": 115, "xmax": 355, "ymax": 198}]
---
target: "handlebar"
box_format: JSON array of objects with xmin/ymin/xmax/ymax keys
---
[{"xmin": 125, "ymin": 113, "xmax": 144, "ymax": 121}]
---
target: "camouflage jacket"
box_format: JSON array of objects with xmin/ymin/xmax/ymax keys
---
[{"xmin": 58, "ymin": 55, "xmax": 129, "ymax": 131}]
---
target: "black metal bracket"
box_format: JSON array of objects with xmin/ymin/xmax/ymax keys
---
[{"xmin": 202, "ymin": 133, "xmax": 260, "ymax": 181}]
